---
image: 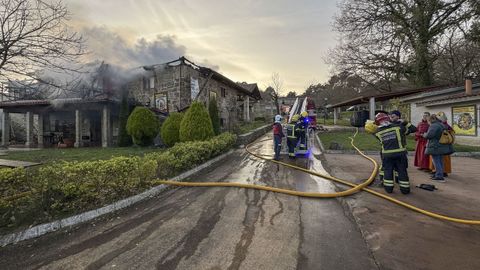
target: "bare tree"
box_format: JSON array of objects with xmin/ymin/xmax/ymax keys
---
[
  {"xmin": 434, "ymin": 26, "xmax": 480, "ymax": 84},
  {"xmin": 332, "ymin": 0, "xmax": 480, "ymax": 90},
  {"xmin": 0, "ymin": 0, "xmax": 84, "ymax": 85},
  {"xmin": 270, "ymin": 72, "xmax": 283, "ymax": 114}
]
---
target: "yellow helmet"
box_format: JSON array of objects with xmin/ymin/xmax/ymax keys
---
[
  {"xmin": 291, "ymin": 114, "xmax": 300, "ymax": 123},
  {"xmin": 365, "ymin": 120, "xmax": 378, "ymax": 134},
  {"xmin": 301, "ymin": 111, "xmax": 308, "ymax": 117}
]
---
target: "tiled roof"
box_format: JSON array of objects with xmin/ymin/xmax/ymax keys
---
[{"xmin": 416, "ymin": 92, "xmax": 480, "ymax": 105}]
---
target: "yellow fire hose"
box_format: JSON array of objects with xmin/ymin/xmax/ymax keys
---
[{"xmin": 158, "ymin": 129, "xmax": 480, "ymax": 225}]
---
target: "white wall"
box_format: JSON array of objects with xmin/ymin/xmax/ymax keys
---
[{"xmin": 410, "ymin": 101, "xmax": 480, "ymax": 146}]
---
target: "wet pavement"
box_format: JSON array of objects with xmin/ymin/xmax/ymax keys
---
[
  {"xmin": 0, "ymin": 134, "xmax": 377, "ymax": 270},
  {"xmin": 324, "ymin": 153, "xmax": 480, "ymax": 270}
]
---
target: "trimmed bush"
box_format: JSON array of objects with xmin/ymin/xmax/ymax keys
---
[
  {"xmin": 160, "ymin": 112, "xmax": 184, "ymax": 147},
  {"xmin": 0, "ymin": 133, "xmax": 236, "ymax": 232},
  {"xmin": 179, "ymin": 101, "xmax": 214, "ymax": 142},
  {"xmin": 146, "ymin": 132, "xmax": 237, "ymax": 178},
  {"xmin": 126, "ymin": 107, "xmax": 160, "ymax": 146},
  {"xmin": 37, "ymin": 156, "xmax": 157, "ymax": 214},
  {"xmin": 209, "ymin": 99, "xmax": 221, "ymax": 135}
]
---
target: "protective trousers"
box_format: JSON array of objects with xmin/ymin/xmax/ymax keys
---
[
  {"xmin": 274, "ymin": 135, "xmax": 282, "ymax": 160},
  {"xmin": 298, "ymin": 129, "xmax": 306, "ymax": 150},
  {"xmin": 382, "ymin": 153, "xmax": 410, "ymax": 194},
  {"xmin": 287, "ymin": 137, "xmax": 298, "ymax": 158}
]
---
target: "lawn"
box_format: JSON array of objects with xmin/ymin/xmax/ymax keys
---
[
  {"xmin": 318, "ymin": 131, "xmax": 480, "ymax": 152},
  {"xmin": 236, "ymin": 120, "xmax": 269, "ymax": 134},
  {"xmin": 2, "ymin": 147, "xmax": 162, "ymax": 164},
  {"xmin": 318, "ymin": 118, "xmax": 351, "ymax": 126}
]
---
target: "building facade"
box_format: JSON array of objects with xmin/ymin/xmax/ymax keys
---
[
  {"xmin": 400, "ymin": 80, "xmax": 480, "ymax": 146},
  {"xmin": 0, "ymin": 57, "xmax": 261, "ymax": 148},
  {"xmin": 127, "ymin": 57, "xmax": 260, "ymax": 131}
]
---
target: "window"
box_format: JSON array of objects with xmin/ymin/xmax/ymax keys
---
[
  {"xmin": 220, "ymin": 118, "xmax": 225, "ymax": 127},
  {"xmin": 149, "ymin": 77, "xmax": 155, "ymax": 89},
  {"xmin": 210, "ymin": 91, "xmax": 217, "ymax": 101},
  {"xmin": 221, "ymin": 87, "xmax": 226, "ymax": 97}
]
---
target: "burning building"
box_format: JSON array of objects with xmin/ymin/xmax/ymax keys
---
[
  {"xmin": 0, "ymin": 57, "xmax": 261, "ymax": 148},
  {"xmin": 127, "ymin": 57, "xmax": 261, "ymax": 130}
]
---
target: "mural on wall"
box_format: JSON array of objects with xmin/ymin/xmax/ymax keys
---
[
  {"xmin": 155, "ymin": 94, "xmax": 168, "ymax": 113},
  {"xmin": 452, "ymin": 105, "xmax": 477, "ymax": 136}
]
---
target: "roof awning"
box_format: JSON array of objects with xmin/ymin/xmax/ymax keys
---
[{"xmin": 329, "ymin": 85, "xmax": 447, "ymax": 108}]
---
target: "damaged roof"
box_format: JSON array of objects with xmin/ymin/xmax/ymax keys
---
[{"xmin": 149, "ymin": 57, "xmax": 261, "ymax": 100}]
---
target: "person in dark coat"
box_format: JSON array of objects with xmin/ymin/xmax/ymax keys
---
[{"xmin": 424, "ymin": 114, "xmax": 454, "ymax": 182}]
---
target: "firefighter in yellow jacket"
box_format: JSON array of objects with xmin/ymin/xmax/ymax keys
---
[
  {"xmin": 286, "ymin": 114, "xmax": 300, "ymax": 158},
  {"xmin": 374, "ymin": 113, "xmax": 411, "ymax": 194}
]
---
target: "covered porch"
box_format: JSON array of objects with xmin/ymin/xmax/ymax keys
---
[{"xmin": 0, "ymin": 98, "xmax": 119, "ymax": 148}]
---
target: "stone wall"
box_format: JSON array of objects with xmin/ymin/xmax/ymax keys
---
[
  {"xmin": 236, "ymin": 124, "xmax": 271, "ymax": 146},
  {"xmin": 128, "ymin": 62, "xmax": 255, "ymax": 131}
]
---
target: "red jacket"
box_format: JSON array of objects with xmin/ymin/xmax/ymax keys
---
[
  {"xmin": 415, "ymin": 120, "xmax": 429, "ymax": 141},
  {"xmin": 273, "ymin": 123, "xmax": 284, "ymax": 137}
]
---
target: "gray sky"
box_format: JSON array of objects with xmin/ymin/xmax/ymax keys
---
[{"xmin": 67, "ymin": 0, "xmax": 340, "ymax": 94}]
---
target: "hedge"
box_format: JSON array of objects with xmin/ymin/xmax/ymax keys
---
[{"xmin": 0, "ymin": 133, "xmax": 237, "ymax": 232}]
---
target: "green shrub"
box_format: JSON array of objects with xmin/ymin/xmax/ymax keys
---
[
  {"xmin": 160, "ymin": 112, "xmax": 184, "ymax": 147},
  {"xmin": 179, "ymin": 101, "xmax": 214, "ymax": 142},
  {"xmin": 0, "ymin": 133, "xmax": 236, "ymax": 232},
  {"xmin": 0, "ymin": 168, "xmax": 39, "ymax": 230},
  {"xmin": 126, "ymin": 107, "xmax": 160, "ymax": 146},
  {"xmin": 209, "ymin": 99, "xmax": 221, "ymax": 135},
  {"xmin": 254, "ymin": 116, "xmax": 266, "ymax": 122},
  {"xmin": 146, "ymin": 132, "xmax": 237, "ymax": 178}
]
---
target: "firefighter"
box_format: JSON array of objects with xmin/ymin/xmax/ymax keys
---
[
  {"xmin": 272, "ymin": 115, "xmax": 284, "ymax": 161},
  {"xmin": 374, "ymin": 113, "xmax": 410, "ymax": 194},
  {"xmin": 286, "ymin": 114, "xmax": 300, "ymax": 158},
  {"xmin": 389, "ymin": 110, "xmax": 417, "ymax": 182},
  {"xmin": 297, "ymin": 111, "xmax": 309, "ymax": 150}
]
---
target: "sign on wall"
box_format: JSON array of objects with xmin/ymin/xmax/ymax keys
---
[
  {"xmin": 191, "ymin": 77, "xmax": 200, "ymax": 100},
  {"xmin": 156, "ymin": 94, "xmax": 168, "ymax": 113},
  {"xmin": 452, "ymin": 105, "xmax": 477, "ymax": 136}
]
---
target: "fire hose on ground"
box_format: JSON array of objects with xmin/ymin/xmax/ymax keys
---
[{"xmin": 158, "ymin": 129, "xmax": 480, "ymax": 225}]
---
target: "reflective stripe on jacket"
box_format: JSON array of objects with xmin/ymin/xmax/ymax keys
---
[{"xmin": 375, "ymin": 124, "xmax": 407, "ymax": 156}]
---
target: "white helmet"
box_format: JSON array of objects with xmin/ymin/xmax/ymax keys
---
[{"xmin": 275, "ymin": 115, "xmax": 282, "ymax": 123}]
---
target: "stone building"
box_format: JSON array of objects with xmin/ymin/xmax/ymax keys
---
[
  {"xmin": 127, "ymin": 57, "xmax": 261, "ymax": 131},
  {"xmin": 0, "ymin": 57, "xmax": 261, "ymax": 148}
]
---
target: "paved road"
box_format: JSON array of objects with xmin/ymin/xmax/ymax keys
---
[{"xmin": 0, "ymin": 134, "xmax": 377, "ymax": 270}]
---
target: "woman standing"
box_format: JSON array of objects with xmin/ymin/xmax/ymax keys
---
[
  {"xmin": 414, "ymin": 112, "xmax": 430, "ymax": 170},
  {"xmin": 428, "ymin": 112, "xmax": 453, "ymax": 176},
  {"xmin": 424, "ymin": 114, "xmax": 454, "ymax": 182}
]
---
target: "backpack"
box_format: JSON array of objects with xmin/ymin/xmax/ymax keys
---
[
  {"xmin": 273, "ymin": 123, "xmax": 283, "ymax": 136},
  {"xmin": 439, "ymin": 129, "xmax": 455, "ymax": 145}
]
